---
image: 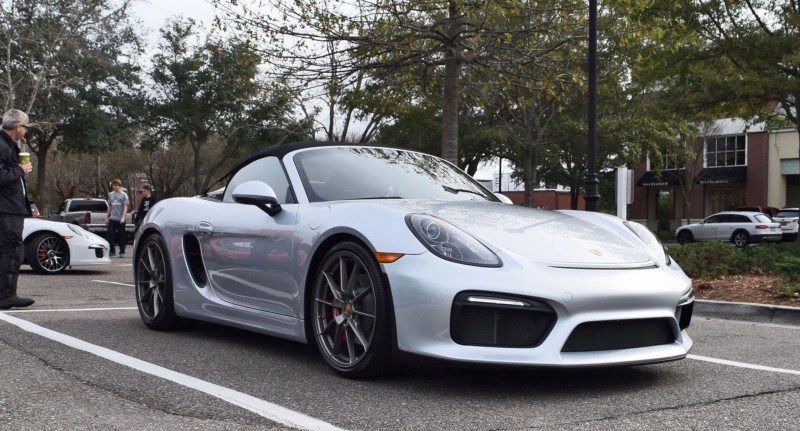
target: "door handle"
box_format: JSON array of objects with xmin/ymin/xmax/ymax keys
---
[{"xmin": 195, "ymin": 221, "xmax": 213, "ymax": 236}]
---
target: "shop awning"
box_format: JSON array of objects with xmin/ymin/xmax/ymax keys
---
[
  {"xmin": 636, "ymin": 170, "xmax": 684, "ymax": 187},
  {"xmin": 694, "ymin": 166, "xmax": 747, "ymax": 185}
]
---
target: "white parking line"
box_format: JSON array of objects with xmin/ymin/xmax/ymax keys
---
[
  {"xmin": 4, "ymin": 307, "xmax": 137, "ymax": 313},
  {"xmin": 0, "ymin": 312, "xmax": 347, "ymax": 431},
  {"xmin": 689, "ymin": 354, "xmax": 800, "ymax": 376},
  {"xmin": 93, "ymin": 280, "xmax": 135, "ymax": 287}
]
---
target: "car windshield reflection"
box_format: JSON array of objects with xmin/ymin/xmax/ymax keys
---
[{"xmin": 293, "ymin": 147, "xmax": 497, "ymax": 203}]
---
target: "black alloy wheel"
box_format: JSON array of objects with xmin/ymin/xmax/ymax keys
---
[
  {"xmin": 26, "ymin": 233, "xmax": 69, "ymax": 274},
  {"xmin": 311, "ymin": 241, "xmax": 392, "ymax": 379},
  {"xmin": 135, "ymin": 234, "xmax": 180, "ymax": 330}
]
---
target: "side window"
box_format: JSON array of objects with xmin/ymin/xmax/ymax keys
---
[
  {"xmin": 732, "ymin": 215, "xmax": 750, "ymax": 223},
  {"xmin": 223, "ymin": 156, "xmax": 294, "ymax": 204},
  {"xmin": 705, "ymin": 215, "xmax": 720, "ymax": 224}
]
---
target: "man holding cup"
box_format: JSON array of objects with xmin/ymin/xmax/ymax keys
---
[{"xmin": 0, "ymin": 109, "xmax": 34, "ymax": 309}]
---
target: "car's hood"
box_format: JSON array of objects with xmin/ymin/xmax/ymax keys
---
[{"xmin": 365, "ymin": 200, "xmax": 652, "ymax": 267}]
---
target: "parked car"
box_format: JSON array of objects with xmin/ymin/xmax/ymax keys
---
[
  {"xmin": 675, "ymin": 211, "xmax": 782, "ymax": 247},
  {"xmin": 734, "ymin": 206, "xmax": 779, "ymax": 218},
  {"xmin": 772, "ymin": 208, "xmax": 799, "ymax": 242},
  {"xmin": 23, "ymin": 218, "xmax": 111, "ymax": 274},
  {"xmin": 134, "ymin": 141, "xmax": 694, "ymax": 379},
  {"xmin": 49, "ymin": 198, "xmax": 135, "ymax": 236}
]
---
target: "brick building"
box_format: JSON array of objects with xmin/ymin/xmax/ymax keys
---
[{"xmin": 630, "ymin": 118, "xmax": 799, "ymax": 231}]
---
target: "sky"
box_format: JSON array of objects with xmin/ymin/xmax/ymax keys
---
[{"xmin": 130, "ymin": 0, "xmax": 218, "ymax": 45}]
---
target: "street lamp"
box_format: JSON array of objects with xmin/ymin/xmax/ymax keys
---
[{"xmin": 583, "ymin": 0, "xmax": 600, "ymax": 211}]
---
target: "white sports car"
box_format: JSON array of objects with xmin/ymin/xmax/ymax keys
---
[
  {"xmin": 23, "ymin": 218, "xmax": 111, "ymax": 274},
  {"xmin": 134, "ymin": 142, "xmax": 694, "ymax": 379}
]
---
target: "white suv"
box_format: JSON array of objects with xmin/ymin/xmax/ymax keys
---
[{"xmin": 773, "ymin": 208, "xmax": 799, "ymax": 242}]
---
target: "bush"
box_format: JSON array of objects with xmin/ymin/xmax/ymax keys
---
[
  {"xmin": 670, "ymin": 241, "xmax": 800, "ymax": 279},
  {"xmin": 670, "ymin": 241, "xmax": 742, "ymax": 278}
]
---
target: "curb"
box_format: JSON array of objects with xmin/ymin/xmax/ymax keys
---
[{"xmin": 695, "ymin": 299, "xmax": 800, "ymax": 326}]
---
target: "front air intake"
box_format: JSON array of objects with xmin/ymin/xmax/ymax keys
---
[
  {"xmin": 562, "ymin": 318, "xmax": 675, "ymax": 352},
  {"xmin": 450, "ymin": 292, "xmax": 556, "ymax": 348}
]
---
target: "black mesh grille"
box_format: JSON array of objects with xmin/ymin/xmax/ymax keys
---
[
  {"xmin": 676, "ymin": 301, "xmax": 693, "ymax": 331},
  {"xmin": 95, "ymin": 248, "xmax": 103, "ymax": 258},
  {"xmin": 451, "ymin": 292, "xmax": 556, "ymax": 348},
  {"xmin": 562, "ymin": 318, "xmax": 675, "ymax": 352}
]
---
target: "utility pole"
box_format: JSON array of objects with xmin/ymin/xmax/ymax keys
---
[{"xmin": 583, "ymin": 0, "xmax": 600, "ymax": 211}]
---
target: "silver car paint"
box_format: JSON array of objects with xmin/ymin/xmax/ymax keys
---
[{"xmin": 135, "ymin": 145, "xmax": 693, "ymax": 366}]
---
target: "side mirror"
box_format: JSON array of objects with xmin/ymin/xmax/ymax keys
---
[
  {"xmin": 232, "ymin": 181, "xmax": 282, "ymax": 216},
  {"xmin": 494, "ymin": 193, "xmax": 513, "ymax": 204}
]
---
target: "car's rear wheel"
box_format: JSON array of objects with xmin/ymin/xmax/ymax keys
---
[
  {"xmin": 26, "ymin": 233, "xmax": 69, "ymax": 274},
  {"xmin": 676, "ymin": 230, "xmax": 693, "ymax": 245},
  {"xmin": 135, "ymin": 234, "xmax": 181, "ymax": 330},
  {"xmin": 731, "ymin": 230, "xmax": 750, "ymax": 248},
  {"xmin": 311, "ymin": 241, "xmax": 392, "ymax": 379}
]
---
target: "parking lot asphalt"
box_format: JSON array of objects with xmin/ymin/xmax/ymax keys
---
[{"xmin": 695, "ymin": 299, "xmax": 800, "ymax": 326}]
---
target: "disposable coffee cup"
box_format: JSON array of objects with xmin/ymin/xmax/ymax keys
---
[{"xmin": 19, "ymin": 152, "xmax": 30, "ymax": 164}]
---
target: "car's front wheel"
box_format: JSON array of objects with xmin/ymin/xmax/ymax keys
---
[
  {"xmin": 311, "ymin": 241, "xmax": 392, "ymax": 379},
  {"xmin": 134, "ymin": 234, "xmax": 181, "ymax": 330},
  {"xmin": 676, "ymin": 230, "xmax": 693, "ymax": 245},
  {"xmin": 731, "ymin": 230, "xmax": 750, "ymax": 248},
  {"xmin": 25, "ymin": 233, "xmax": 69, "ymax": 274}
]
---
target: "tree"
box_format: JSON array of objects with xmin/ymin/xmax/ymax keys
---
[
  {"xmin": 211, "ymin": 0, "xmax": 584, "ymax": 164},
  {"xmin": 0, "ymin": 0, "xmax": 144, "ymax": 210},
  {"xmin": 149, "ymin": 20, "xmax": 305, "ymax": 194}
]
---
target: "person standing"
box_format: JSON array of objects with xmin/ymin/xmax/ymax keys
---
[
  {"xmin": 106, "ymin": 179, "xmax": 129, "ymax": 258},
  {"xmin": 134, "ymin": 184, "xmax": 156, "ymax": 232},
  {"xmin": 0, "ymin": 109, "xmax": 34, "ymax": 309}
]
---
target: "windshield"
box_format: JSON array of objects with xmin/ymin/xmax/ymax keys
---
[
  {"xmin": 293, "ymin": 147, "xmax": 498, "ymax": 203},
  {"xmin": 775, "ymin": 210, "xmax": 799, "ymax": 218}
]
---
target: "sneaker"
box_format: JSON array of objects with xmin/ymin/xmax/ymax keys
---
[
  {"xmin": 119, "ymin": 253, "xmax": 126, "ymax": 258},
  {"xmin": 0, "ymin": 295, "xmax": 35, "ymax": 310},
  {"xmin": 110, "ymin": 252, "xmax": 117, "ymax": 257}
]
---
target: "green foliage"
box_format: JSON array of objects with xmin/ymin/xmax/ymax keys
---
[
  {"xmin": 0, "ymin": 0, "xmax": 144, "ymax": 208},
  {"xmin": 149, "ymin": 19, "xmax": 309, "ymax": 194},
  {"xmin": 671, "ymin": 242, "xmax": 800, "ymax": 292}
]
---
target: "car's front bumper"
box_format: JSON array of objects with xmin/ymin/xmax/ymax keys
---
[
  {"xmin": 68, "ymin": 241, "xmax": 112, "ymax": 265},
  {"xmin": 383, "ymin": 251, "xmax": 693, "ymax": 367}
]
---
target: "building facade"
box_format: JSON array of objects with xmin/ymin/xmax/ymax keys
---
[{"xmin": 630, "ymin": 118, "xmax": 800, "ymax": 232}]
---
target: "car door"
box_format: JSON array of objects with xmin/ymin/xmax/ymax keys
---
[
  {"xmin": 716, "ymin": 214, "xmax": 744, "ymax": 240},
  {"xmin": 695, "ymin": 215, "xmax": 721, "ymax": 240},
  {"xmin": 198, "ymin": 156, "xmax": 299, "ymax": 316}
]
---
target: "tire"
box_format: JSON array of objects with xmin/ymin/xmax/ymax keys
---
[
  {"xmin": 134, "ymin": 234, "xmax": 181, "ymax": 330},
  {"xmin": 25, "ymin": 233, "xmax": 69, "ymax": 274},
  {"xmin": 676, "ymin": 230, "xmax": 693, "ymax": 245},
  {"xmin": 731, "ymin": 231, "xmax": 750, "ymax": 248},
  {"xmin": 311, "ymin": 241, "xmax": 392, "ymax": 379}
]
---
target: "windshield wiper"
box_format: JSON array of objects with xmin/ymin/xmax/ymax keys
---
[{"xmin": 442, "ymin": 185, "xmax": 485, "ymax": 197}]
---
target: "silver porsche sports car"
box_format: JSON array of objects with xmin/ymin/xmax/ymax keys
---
[{"xmin": 133, "ymin": 142, "xmax": 693, "ymax": 379}]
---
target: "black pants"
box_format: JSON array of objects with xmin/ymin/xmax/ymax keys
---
[
  {"xmin": 0, "ymin": 213, "xmax": 24, "ymax": 299},
  {"xmin": 107, "ymin": 220, "xmax": 127, "ymax": 255}
]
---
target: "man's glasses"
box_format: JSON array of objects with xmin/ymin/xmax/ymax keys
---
[{"xmin": 18, "ymin": 124, "xmax": 29, "ymax": 130}]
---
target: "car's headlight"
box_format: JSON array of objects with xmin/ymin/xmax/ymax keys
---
[
  {"xmin": 406, "ymin": 214, "xmax": 501, "ymax": 267},
  {"xmin": 624, "ymin": 221, "xmax": 672, "ymax": 266},
  {"xmin": 68, "ymin": 223, "xmax": 93, "ymax": 240}
]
